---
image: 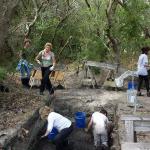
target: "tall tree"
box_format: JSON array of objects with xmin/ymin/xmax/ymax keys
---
[
  {"xmin": 106, "ymin": 0, "xmax": 120, "ymax": 72},
  {"xmin": 0, "ymin": 0, "xmax": 20, "ymax": 60}
]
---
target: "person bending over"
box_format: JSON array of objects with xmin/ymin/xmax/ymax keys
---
[
  {"xmin": 39, "ymin": 106, "xmax": 73, "ymax": 150},
  {"xmin": 85, "ymin": 109, "xmax": 109, "ymax": 149}
]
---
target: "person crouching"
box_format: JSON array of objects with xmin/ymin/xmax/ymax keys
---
[{"xmin": 39, "ymin": 106, "xmax": 73, "ymax": 150}]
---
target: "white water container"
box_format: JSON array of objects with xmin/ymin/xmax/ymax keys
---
[{"xmin": 127, "ymin": 89, "xmax": 137, "ymax": 105}]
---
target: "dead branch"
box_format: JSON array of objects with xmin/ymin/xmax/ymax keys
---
[{"xmin": 56, "ymin": 36, "xmax": 72, "ymax": 63}]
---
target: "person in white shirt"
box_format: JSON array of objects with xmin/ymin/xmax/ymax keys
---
[
  {"xmin": 39, "ymin": 106, "xmax": 73, "ymax": 150},
  {"xmin": 137, "ymin": 47, "xmax": 150, "ymax": 97},
  {"xmin": 85, "ymin": 109, "xmax": 109, "ymax": 149}
]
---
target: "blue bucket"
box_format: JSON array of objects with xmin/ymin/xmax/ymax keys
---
[
  {"xmin": 128, "ymin": 81, "xmax": 137, "ymax": 89},
  {"xmin": 48, "ymin": 127, "xmax": 58, "ymax": 140},
  {"xmin": 75, "ymin": 112, "xmax": 86, "ymax": 128}
]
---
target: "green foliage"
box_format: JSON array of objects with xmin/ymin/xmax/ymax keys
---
[
  {"xmin": 32, "ymin": 5, "xmax": 82, "ymax": 61},
  {"xmin": 91, "ymin": 66, "xmax": 101, "ymax": 75},
  {"xmin": 116, "ymin": 0, "xmax": 150, "ymax": 53},
  {"xmin": 8, "ymin": 0, "xmax": 150, "ymax": 68},
  {"xmin": 0, "ymin": 67, "xmax": 7, "ymax": 81},
  {"xmin": 80, "ymin": 37, "xmax": 107, "ymax": 61}
]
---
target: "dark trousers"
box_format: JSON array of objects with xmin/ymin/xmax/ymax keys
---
[
  {"xmin": 53, "ymin": 124, "xmax": 73, "ymax": 150},
  {"xmin": 21, "ymin": 77, "xmax": 30, "ymax": 88},
  {"xmin": 40, "ymin": 66, "xmax": 54, "ymax": 94},
  {"xmin": 138, "ymin": 75, "xmax": 149, "ymax": 92}
]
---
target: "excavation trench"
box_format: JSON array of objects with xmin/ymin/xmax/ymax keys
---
[{"xmin": 4, "ymin": 89, "xmax": 121, "ymax": 150}]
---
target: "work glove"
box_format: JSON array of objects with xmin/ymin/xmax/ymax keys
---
[
  {"xmin": 37, "ymin": 60, "xmax": 41, "ymax": 65},
  {"xmin": 49, "ymin": 66, "xmax": 54, "ymax": 71}
]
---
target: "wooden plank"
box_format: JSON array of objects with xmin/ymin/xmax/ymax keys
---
[
  {"xmin": 53, "ymin": 71, "xmax": 64, "ymax": 82},
  {"xmin": 125, "ymin": 120, "xmax": 134, "ymax": 142},
  {"xmin": 85, "ymin": 61, "xmax": 117, "ymax": 70},
  {"xmin": 134, "ymin": 121, "xmax": 150, "ymax": 132},
  {"xmin": 31, "ymin": 70, "xmax": 42, "ymax": 80},
  {"xmin": 135, "ymin": 126, "xmax": 150, "ymax": 132},
  {"xmin": 121, "ymin": 115, "xmax": 150, "ymax": 121},
  {"xmin": 82, "ymin": 79, "xmax": 93, "ymax": 86},
  {"xmin": 121, "ymin": 142, "xmax": 150, "ymax": 150},
  {"xmin": 135, "ymin": 121, "xmax": 150, "ymax": 127}
]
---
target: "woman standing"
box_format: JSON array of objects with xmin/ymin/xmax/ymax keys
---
[
  {"xmin": 35, "ymin": 43, "xmax": 56, "ymax": 95},
  {"xmin": 137, "ymin": 47, "xmax": 150, "ymax": 97}
]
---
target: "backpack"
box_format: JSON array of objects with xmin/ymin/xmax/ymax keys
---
[{"xmin": 16, "ymin": 59, "xmax": 33, "ymax": 78}]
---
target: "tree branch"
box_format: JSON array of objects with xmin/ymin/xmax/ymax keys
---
[
  {"xmin": 66, "ymin": 0, "xmax": 70, "ymax": 7},
  {"xmin": 21, "ymin": 0, "xmax": 27, "ymax": 9},
  {"xmin": 56, "ymin": 36, "xmax": 72, "ymax": 63},
  {"xmin": 24, "ymin": 0, "xmax": 46, "ymax": 38},
  {"xmin": 85, "ymin": 0, "xmax": 91, "ymax": 10},
  {"xmin": 144, "ymin": 27, "xmax": 150, "ymax": 39},
  {"xmin": 93, "ymin": 0, "xmax": 101, "ymax": 11},
  {"xmin": 52, "ymin": 9, "xmax": 74, "ymax": 44},
  {"xmin": 117, "ymin": 0, "xmax": 124, "ymax": 7}
]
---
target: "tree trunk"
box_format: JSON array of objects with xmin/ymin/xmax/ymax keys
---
[
  {"xmin": 106, "ymin": 0, "xmax": 120, "ymax": 73},
  {"xmin": 0, "ymin": 0, "xmax": 20, "ymax": 61}
]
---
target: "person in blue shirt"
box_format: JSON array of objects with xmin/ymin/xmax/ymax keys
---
[{"xmin": 16, "ymin": 53, "xmax": 33, "ymax": 88}]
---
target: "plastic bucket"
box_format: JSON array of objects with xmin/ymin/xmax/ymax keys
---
[
  {"xmin": 127, "ymin": 89, "xmax": 137, "ymax": 104},
  {"xmin": 75, "ymin": 112, "xmax": 86, "ymax": 128},
  {"xmin": 48, "ymin": 127, "xmax": 58, "ymax": 140},
  {"xmin": 128, "ymin": 81, "xmax": 137, "ymax": 89}
]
